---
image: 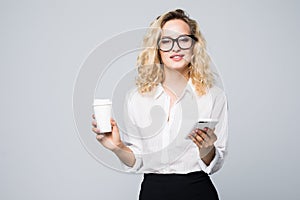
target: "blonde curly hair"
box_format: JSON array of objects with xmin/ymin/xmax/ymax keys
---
[{"xmin": 135, "ymin": 9, "xmax": 214, "ymax": 96}]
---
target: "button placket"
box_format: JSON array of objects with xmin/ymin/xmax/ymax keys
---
[{"xmin": 161, "ymin": 95, "xmax": 170, "ymax": 168}]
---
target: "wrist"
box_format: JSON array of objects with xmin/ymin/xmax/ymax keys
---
[
  {"xmin": 112, "ymin": 142, "xmax": 125, "ymax": 153},
  {"xmin": 200, "ymin": 146, "xmax": 215, "ymax": 165}
]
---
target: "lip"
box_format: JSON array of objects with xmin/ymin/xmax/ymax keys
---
[{"xmin": 170, "ymin": 54, "xmax": 184, "ymax": 61}]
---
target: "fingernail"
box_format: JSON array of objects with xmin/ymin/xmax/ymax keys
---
[{"xmin": 97, "ymin": 135, "xmax": 104, "ymax": 140}]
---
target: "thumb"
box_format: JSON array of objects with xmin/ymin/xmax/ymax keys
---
[
  {"xmin": 111, "ymin": 118, "xmax": 118, "ymax": 129},
  {"xmin": 110, "ymin": 118, "xmax": 120, "ymax": 137}
]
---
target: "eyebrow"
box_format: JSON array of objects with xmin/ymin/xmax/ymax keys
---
[{"xmin": 161, "ymin": 34, "xmax": 191, "ymax": 38}]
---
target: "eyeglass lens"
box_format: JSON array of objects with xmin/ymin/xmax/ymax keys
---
[{"xmin": 158, "ymin": 35, "xmax": 194, "ymax": 51}]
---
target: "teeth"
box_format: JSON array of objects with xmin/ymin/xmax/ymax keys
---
[{"xmin": 171, "ymin": 55, "xmax": 182, "ymax": 58}]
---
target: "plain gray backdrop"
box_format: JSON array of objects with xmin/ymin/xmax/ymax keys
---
[{"xmin": 1, "ymin": 0, "xmax": 299, "ymax": 199}]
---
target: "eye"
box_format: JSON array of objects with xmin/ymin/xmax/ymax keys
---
[
  {"xmin": 160, "ymin": 38, "xmax": 172, "ymax": 44},
  {"xmin": 179, "ymin": 37, "xmax": 190, "ymax": 43}
]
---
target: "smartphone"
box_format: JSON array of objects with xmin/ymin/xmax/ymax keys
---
[
  {"xmin": 195, "ymin": 120, "xmax": 218, "ymax": 130},
  {"xmin": 185, "ymin": 119, "xmax": 219, "ymax": 139}
]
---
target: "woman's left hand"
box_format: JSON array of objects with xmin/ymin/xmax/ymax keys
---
[{"xmin": 188, "ymin": 127, "xmax": 217, "ymax": 160}]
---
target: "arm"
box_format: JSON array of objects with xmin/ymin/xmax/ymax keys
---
[
  {"xmin": 92, "ymin": 117, "xmax": 135, "ymax": 166},
  {"xmin": 189, "ymin": 90, "xmax": 229, "ymax": 174},
  {"xmin": 91, "ymin": 90, "xmax": 143, "ymax": 172},
  {"xmin": 118, "ymin": 89, "xmax": 144, "ymax": 172},
  {"xmin": 112, "ymin": 142, "xmax": 136, "ymax": 167},
  {"xmin": 201, "ymin": 146, "xmax": 216, "ymax": 165},
  {"xmin": 189, "ymin": 127, "xmax": 217, "ymax": 165}
]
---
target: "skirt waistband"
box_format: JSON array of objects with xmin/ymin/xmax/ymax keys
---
[{"xmin": 143, "ymin": 171, "xmax": 208, "ymax": 182}]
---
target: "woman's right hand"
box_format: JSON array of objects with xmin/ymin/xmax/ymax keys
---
[{"xmin": 92, "ymin": 114, "xmax": 123, "ymax": 151}]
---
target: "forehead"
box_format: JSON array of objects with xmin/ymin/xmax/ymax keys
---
[{"xmin": 161, "ymin": 19, "xmax": 191, "ymax": 37}]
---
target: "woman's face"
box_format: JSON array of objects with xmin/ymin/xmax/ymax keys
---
[{"xmin": 159, "ymin": 19, "xmax": 193, "ymax": 74}]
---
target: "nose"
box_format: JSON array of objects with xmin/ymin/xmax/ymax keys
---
[{"xmin": 172, "ymin": 41, "xmax": 180, "ymax": 52}]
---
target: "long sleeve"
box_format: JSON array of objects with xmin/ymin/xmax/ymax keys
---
[
  {"xmin": 120, "ymin": 90, "xmax": 144, "ymax": 173},
  {"xmin": 198, "ymin": 89, "xmax": 229, "ymax": 175}
]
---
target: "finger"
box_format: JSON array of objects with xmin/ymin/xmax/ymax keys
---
[
  {"xmin": 202, "ymin": 128, "xmax": 217, "ymax": 146},
  {"xmin": 195, "ymin": 134, "xmax": 204, "ymax": 144},
  {"xmin": 205, "ymin": 127, "xmax": 217, "ymax": 141},
  {"xmin": 204, "ymin": 127, "xmax": 214, "ymax": 137},
  {"xmin": 92, "ymin": 113, "xmax": 95, "ymax": 119},
  {"xmin": 190, "ymin": 130, "xmax": 196, "ymax": 137},
  {"xmin": 110, "ymin": 118, "xmax": 117, "ymax": 125},
  {"xmin": 191, "ymin": 131, "xmax": 204, "ymax": 145},
  {"xmin": 195, "ymin": 129, "xmax": 207, "ymax": 140},
  {"xmin": 195, "ymin": 132, "xmax": 211, "ymax": 148},
  {"xmin": 92, "ymin": 120, "xmax": 97, "ymax": 127},
  {"xmin": 92, "ymin": 127, "xmax": 101, "ymax": 134},
  {"xmin": 111, "ymin": 118, "xmax": 116, "ymax": 125},
  {"xmin": 111, "ymin": 118, "xmax": 119, "ymax": 130},
  {"xmin": 196, "ymin": 129, "xmax": 209, "ymax": 142},
  {"xmin": 189, "ymin": 135, "xmax": 203, "ymax": 148},
  {"xmin": 96, "ymin": 134, "xmax": 104, "ymax": 141}
]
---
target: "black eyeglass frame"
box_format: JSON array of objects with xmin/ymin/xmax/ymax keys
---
[{"xmin": 157, "ymin": 34, "xmax": 198, "ymax": 52}]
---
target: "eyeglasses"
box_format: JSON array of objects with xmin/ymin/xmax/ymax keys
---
[{"xmin": 157, "ymin": 34, "xmax": 197, "ymax": 52}]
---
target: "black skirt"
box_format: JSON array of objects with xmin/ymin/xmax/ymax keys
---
[{"xmin": 139, "ymin": 171, "xmax": 219, "ymax": 200}]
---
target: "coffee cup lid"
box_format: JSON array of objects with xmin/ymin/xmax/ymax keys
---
[{"xmin": 93, "ymin": 99, "xmax": 112, "ymax": 106}]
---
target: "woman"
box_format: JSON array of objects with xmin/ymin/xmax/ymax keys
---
[{"xmin": 92, "ymin": 9, "xmax": 228, "ymax": 200}]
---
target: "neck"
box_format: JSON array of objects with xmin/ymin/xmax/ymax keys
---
[
  {"xmin": 162, "ymin": 66, "xmax": 190, "ymax": 98},
  {"xmin": 163, "ymin": 66, "xmax": 190, "ymax": 82}
]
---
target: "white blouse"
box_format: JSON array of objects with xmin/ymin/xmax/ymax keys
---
[{"xmin": 121, "ymin": 78, "xmax": 228, "ymax": 175}]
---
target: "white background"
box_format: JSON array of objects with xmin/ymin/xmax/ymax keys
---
[{"xmin": 1, "ymin": 0, "xmax": 299, "ymax": 199}]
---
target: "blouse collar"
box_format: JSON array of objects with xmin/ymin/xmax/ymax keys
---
[{"xmin": 154, "ymin": 78, "xmax": 195, "ymax": 99}]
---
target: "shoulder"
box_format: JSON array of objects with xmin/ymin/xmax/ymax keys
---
[
  {"xmin": 125, "ymin": 87, "xmax": 156, "ymax": 105},
  {"xmin": 208, "ymin": 85, "xmax": 226, "ymax": 96},
  {"xmin": 206, "ymin": 85, "xmax": 228, "ymax": 103},
  {"xmin": 188, "ymin": 79, "xmax": 226, "ymax": 100}
]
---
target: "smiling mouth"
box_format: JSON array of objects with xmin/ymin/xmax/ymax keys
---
[
  {"xmin": 170, "ymin": 54, "xmax": 184, "ymax": 61},
  {"xmin": 170, "ymin": 54, "xmax": 184, "ymax": 59}
]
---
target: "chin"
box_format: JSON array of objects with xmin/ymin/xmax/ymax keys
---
[{"xmin": 165, "ymin": 61, "xmax": 189, "ymax": 71}]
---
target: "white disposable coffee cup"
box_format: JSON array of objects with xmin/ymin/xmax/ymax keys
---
[{"xmin": 93, "ymin": 99, "xmax": 112, "ymax": 133}]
